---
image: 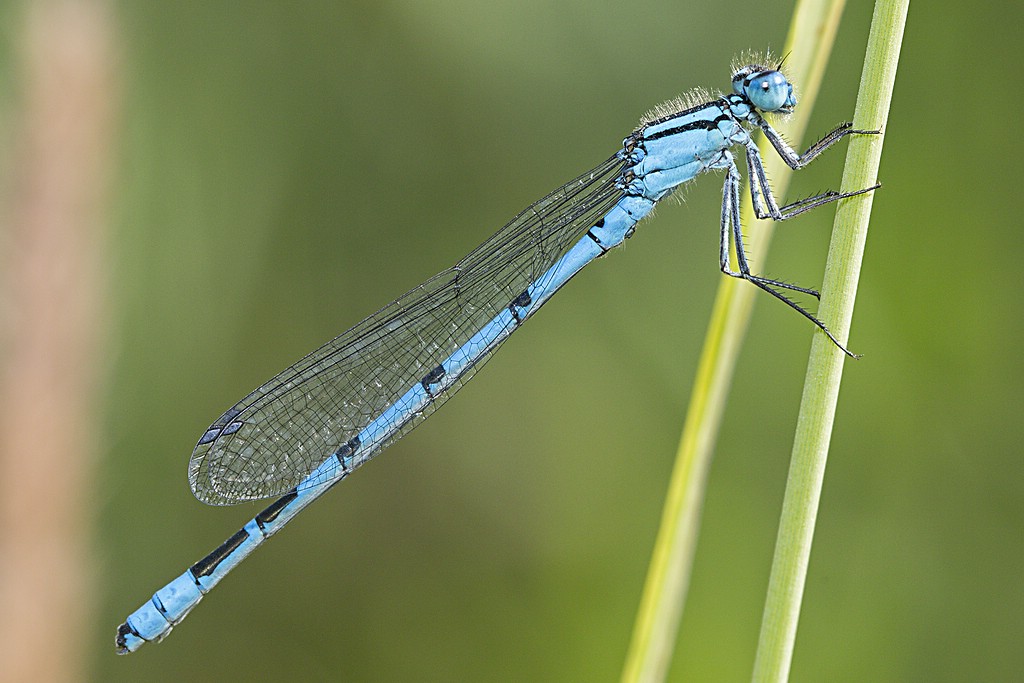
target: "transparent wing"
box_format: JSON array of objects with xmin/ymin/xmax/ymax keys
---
[{"xmin": 188, "ymin": 152, "xmax": 627, "ymax": 504}]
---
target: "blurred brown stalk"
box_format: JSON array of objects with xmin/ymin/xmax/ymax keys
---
[{"xmin": 0, "ymin": 1, "xmax": 118, "ymax": 681}]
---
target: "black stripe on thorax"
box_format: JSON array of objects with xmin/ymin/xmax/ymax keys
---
[{"xmin": 642, "ymin": 113, "xmax": 732, "ymax": 142}]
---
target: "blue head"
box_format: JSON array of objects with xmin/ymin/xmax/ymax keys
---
[{"xmin": 731, "ymin": 64, "xmax": 797, "ymax": 114}]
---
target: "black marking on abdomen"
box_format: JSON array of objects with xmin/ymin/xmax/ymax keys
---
[
  {"xmin": 191, "ymin": 528, "xmax": 249, "ymax": 578},
  {"xmin": 254, "ymin": 488, "xmax": 299, "ymax": 529},
  {"xmin": 420, "ymin": 365, "xmax": 446, "ymax": 394},
  {"xmin": 334, "ymin": 436, "xmax": 362, "ymax": 471},
  {"xmin": 115, "ymin": 622, "xmax": 138, "ymax": 648},
  {"xmin": 586, "ymin": 229, "xmax": 610, "ymax": 254},
  {"xmin": 509, "ymin": 289, "xmax": 533, "ymax": 322}
]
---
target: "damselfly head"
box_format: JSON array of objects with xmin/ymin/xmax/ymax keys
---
[{"xmin": 732, "ymin": 65, "xmax": 797, "ymax": 114}]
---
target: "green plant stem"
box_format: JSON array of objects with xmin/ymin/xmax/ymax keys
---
[
  {"xmin": 619, "ymin": 2, "xmax": 847, "ymax": 681},
  {"xmin": 750, "ymin": 1, "xmax": 908, "ymax": 682}
]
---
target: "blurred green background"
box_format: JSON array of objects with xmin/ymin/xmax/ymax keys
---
[{"xmin": 2, "ymin": 0, "xmax": 1021, "ymax": 681}]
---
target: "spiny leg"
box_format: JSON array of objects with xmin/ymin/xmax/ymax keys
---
[
  {"xmin": 725, "ymin": 158, "xmax": 753, "ymax": 279},
  {"xmin": 722, "ymin": 153, "xmax": 820, "ymax": 298},
  {"xmin": 719, "ymin": 158, "xmax": 742, "ymax": 278},
  {"xmin": 718, "ymin": 154, "xmax": 858, "ymax": 358},
  {"xmin": 760, "ymin": 120, "xmax": 880, "ymax": 170},
  {"xmin": 746, "ymin": 273, "xmax": 859, "ymax": 358},
  {"xmin": 773, "ymin": 185, "xmax": 880, "ymax": 219},
  {"xmin": 745, "ymin": 141, "xmax": 881, "ymax": 222}
]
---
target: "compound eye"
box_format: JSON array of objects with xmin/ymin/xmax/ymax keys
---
[{"xmin": 745, "ymin": 71, "xmax": 794, "ymax": 112}]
